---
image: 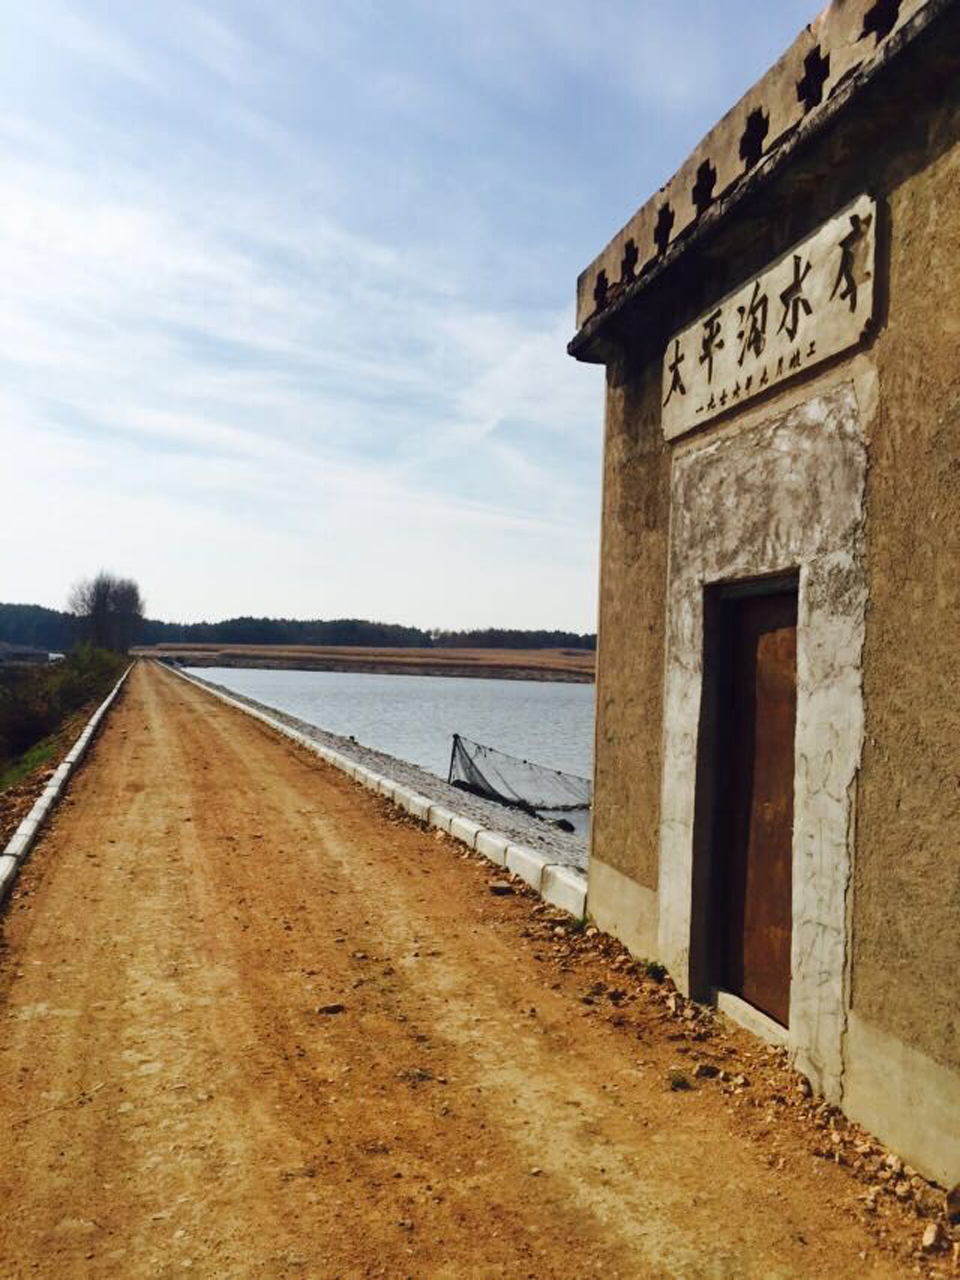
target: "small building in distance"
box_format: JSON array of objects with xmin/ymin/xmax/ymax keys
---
[
  {"xmin": 570, "ymin": 0, "xmax": 959, "ymax": 1185},
  {"xmin": 0, "ymin": 642, "xmax": 50, "ymax": 666}
]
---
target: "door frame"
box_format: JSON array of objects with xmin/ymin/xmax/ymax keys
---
[
  {"xmin": 656, "ymin": 383, "xmax": 867, "ymax": 1100},
  {"xmin": 693, "ymin": 572, "xmax": 800, "ymax": 1031}
]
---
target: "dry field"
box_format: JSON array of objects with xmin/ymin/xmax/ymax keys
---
[{"xmin": 133, "ymin": 643, "xmax": 595, "ymax": 682}]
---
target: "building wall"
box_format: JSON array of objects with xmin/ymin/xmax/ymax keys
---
[
  {"xmin": 852, "ymin": 102, "xmax": 960, "ymax": 1075},
  {"xmin": 583, "ymin": 22, "xmax": 960, "ymax": 1184},
  {"xmin": 589, "ymin": 352, "xmax": 670, "ymax": 954}
]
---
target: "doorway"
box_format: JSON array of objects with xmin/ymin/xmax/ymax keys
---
[{"xmin": 707, "ymin": 580, "xmax": 798, "ymax": 1027}]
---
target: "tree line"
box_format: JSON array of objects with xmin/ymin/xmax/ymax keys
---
[
  {"xmin": 0, "ymin": 592, "xmax": 596, "ymax": 654},
  {"xmin": 429, "ymin": 628, "xmax": 595, "ymax": 651}
]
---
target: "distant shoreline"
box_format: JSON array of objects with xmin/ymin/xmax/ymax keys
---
[{"xmin": 135, "ymin": 644, "xmax": 595, "ymax": 684}]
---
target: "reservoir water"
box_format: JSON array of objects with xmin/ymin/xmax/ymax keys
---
[{"xmin": 186, "ymin": 667, "xmax": 595, "ymax": 784}]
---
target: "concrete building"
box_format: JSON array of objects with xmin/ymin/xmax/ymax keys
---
[{"xmin": 570, "ymin": 0, "xmax": 959, "ymax": 1185}]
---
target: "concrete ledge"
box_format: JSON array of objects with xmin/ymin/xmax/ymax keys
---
[
  {"xmin": 717, "ymin": 990, "xmax": 789, "ymax": 1048},
  {"xmin": 586, "ymin": 857, "xmax": 659, "ymax": 959},
  {"xmin": 505, "ymin": 844, "xmax": 550, "ymax": 892},
  {"xmin": 0, "ymin": 663, "xmax": 133, "ymax": 907},
  {"xmin": 164, "ymin": 662, "xmax": 589, "ymax": 918},
  {"xmin": 843, "ymin": 1010, "xmax": 960, "ymax": 1187},
  {"xmin": 475, "ymin": 830, "xmax": 509, "ymax": 867},
  {"xmin": 541, "ymin": 863, "xmax": 588, "ymax": 919}
]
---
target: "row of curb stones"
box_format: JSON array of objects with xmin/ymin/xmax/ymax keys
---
[
  {"xmin": 0, "ymin": 663, "xmax": 134, "ymax": 909},
  {"xmin": 164, "ymin": 662, "xmax": 588, "ymax": 920}
]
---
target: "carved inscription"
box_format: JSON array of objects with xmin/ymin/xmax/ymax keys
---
[{"xmin": 661, "ymin": 194, "xmax": 876, "ymax": 440}]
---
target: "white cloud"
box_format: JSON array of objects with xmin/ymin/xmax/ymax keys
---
[{"xmin": 0, "ymin": 99, "xmax": 601, "ymax": 627}]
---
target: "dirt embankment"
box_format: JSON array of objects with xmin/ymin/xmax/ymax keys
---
[
  {"xmin": 133, "ymin": 643, "xmax": 595, "ymax": 683},
  {"xmin": 0, "ymin": 662, "xmax": 953, "ymax": 1277}
]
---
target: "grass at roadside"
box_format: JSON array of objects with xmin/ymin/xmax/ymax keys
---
[
  {"xmin": 0, "ymin": 648, "xmax": 126, "ymax": 790},
  {"xmin": 0, "ymin": 735, "xmax": 62, "ymax": 792},
  {"xmin": 0, "ymin": 655, "xmax": 127, "ymax": 850}
]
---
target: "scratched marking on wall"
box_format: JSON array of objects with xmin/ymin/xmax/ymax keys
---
[{"xmin": 661, "ymin": 194, "xmax": 876, "ymax": 441}]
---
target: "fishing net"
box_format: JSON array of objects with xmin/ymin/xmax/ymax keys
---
[{"xmin": 447, "ymin": 733, "xmax": 591, "ymax": 814}]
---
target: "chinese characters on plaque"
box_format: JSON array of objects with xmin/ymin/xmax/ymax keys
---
[{"xmin": 660, "ymin": 194, "xmax": 876, "ymax": 441}]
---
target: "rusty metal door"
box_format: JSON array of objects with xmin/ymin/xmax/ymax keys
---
[{"xmin": 715, "ymin": 589, "xmax": 797, "ymax": 1026}]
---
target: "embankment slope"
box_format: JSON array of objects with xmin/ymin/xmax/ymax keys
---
[{"xmin": 134, "ymin": 643, "xmax": 594, "ymax": 682}]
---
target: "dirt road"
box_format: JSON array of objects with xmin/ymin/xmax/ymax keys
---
[{"xmin": 0, "ymin": 662, "xmax": 911, "ymax": 1276}]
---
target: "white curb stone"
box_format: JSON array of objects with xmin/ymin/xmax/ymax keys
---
[
  {"xmin": 505, "ymin": 843, "xmax": 551, "ymax": 892},
  {"xmin": 449, "ymin": 815, "xmax": 482, "ymax": 849},
  {"xmin": 475, "ymin": 830, "xmax": 510, "ymax": 867},
  {"xmin": 0, "ymin": 663, "xmax": 132, "ymax": 908},
  {"xmin": 5, "ymin": 832, "xmax": 29, "ymax": 863},
  {"xmin": 427, "ymin": 805, "xmax": 456, "ymax": 834},
  {"xmin": 399, "ymin": 791, "xmax": 432, "ymax": 822},
  {"xmin": 0, "ymin": 854, "xmax": 19, "ymax": 904},
  {"xmin": 541, "ymin": 863, "xmax": 588, "ymax": 918}
]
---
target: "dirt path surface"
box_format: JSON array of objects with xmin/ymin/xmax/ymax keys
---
[{"xmin": 0, "ymin": 662, "xmax": 924, "ymax": 1276}]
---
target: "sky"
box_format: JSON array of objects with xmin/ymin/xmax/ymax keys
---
[{"xmin": 2, "ymin": 0, "xmax": 818, "ymax": 631}]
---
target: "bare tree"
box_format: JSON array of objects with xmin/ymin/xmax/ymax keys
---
[{"xmin": 68, "ymin": 572, "xmax": 145, "ymax": 652}]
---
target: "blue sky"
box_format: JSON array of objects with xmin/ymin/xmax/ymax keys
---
[{"xmin": 3, "ymin": 0, "xmax": 817, "ymax": 629}]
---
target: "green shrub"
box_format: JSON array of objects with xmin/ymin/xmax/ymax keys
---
[{"xmin": 0, "ymin": 648, "xmax": 125, "ymax": 771}]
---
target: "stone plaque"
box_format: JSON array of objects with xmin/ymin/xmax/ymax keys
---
[{"xmin": 661, "ymin": 194, "xmax": 876, "ymax": 440}]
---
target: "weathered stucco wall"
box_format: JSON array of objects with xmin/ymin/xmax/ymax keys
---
[
  {"xmin": 852, "ymin": 100, "xmax": 960, "ymax": 1075},
  {"xmin": 590, "ymin": 352, "xmax": 670, "ymax": 914},
  {"xmin": 578, "ymin": 2, "xmax": 959, "ymax": 1186},
  {"xmin": 660, "ymin": 384, "xmax": 868, "ymax": 1100}
]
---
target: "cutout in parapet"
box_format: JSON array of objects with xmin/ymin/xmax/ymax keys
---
[
  {"xmin": 593, "ymin": 269, "xmax": 609, "ymax": 310},
  {"xmin": 797, "ymin": 46, "xmax": 830, "ymax": 111},
  {"xmin": 739, "ymin": 107, "xmax": 769, "ymax": 171},
  {"xmin": 692, "ymin": 159, "xmax": 718, "ymax": 216},
  {"xmin": 861, "ymin": 0, "xmax": 901, "ymax": 44},
  {"xmin": 620, "ymin": 238, "xmax": 639, "ymax": 284},
  {"xmin": 654, "ymin": 203, "xmax": 675, "ymax": 256}
]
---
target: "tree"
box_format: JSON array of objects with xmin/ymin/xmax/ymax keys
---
[{"xmin": 68, "ymin": 572, "xmax": 145, "ymax": 652}]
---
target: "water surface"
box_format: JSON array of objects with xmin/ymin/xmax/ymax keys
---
[{"xmin": 187, "ymin": 667, "xmax": 595, "ymax": 782}]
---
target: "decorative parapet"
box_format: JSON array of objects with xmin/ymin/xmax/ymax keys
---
[{"xmin": 570, "ymin": 0, "xmax": 948, "ymax": 349}]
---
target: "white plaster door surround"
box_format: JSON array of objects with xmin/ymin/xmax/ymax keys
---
[{"xmin": 657, "ymin": 381, "xmax": 867, "ymax": 1099}]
